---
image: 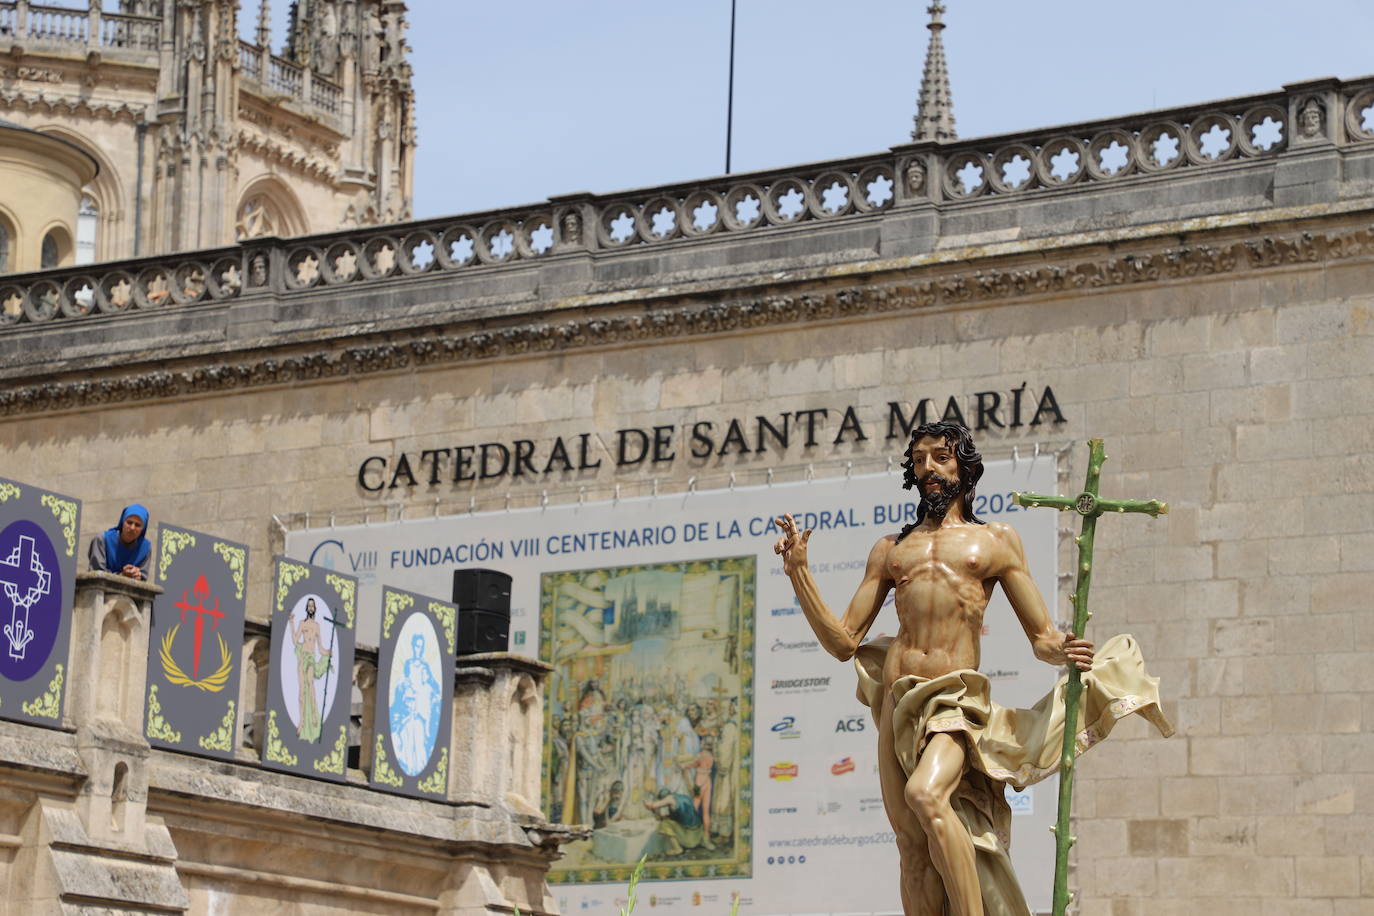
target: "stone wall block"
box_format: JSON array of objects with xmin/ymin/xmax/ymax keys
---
[
  {"xmin": 1156, "ymin": 853, "xmax": 1294, "ymax": 897},
  {"xmin": 1210, "ymin": 309, "xmax": 1276, "ymax": 350},
  {"xmin": 1143, "ymin": 316, "xmax": 1210, "ymax": 356},
  {"xmin": 1296, "ymin": 856, "xmax": 1361, "ymax": 897},
  {"xmin": 1294, "ymin": 773, "xmax": 1356, "ymax": 815},
  {"xmin": 1276, "ymin": 300, "xmax": 1352, "ymax": 344},
  {"xmin": 660, "ymin": 369, "xmax": 724, "ymax": 409},
  {"xmin": 1182, "ymin": 350, "xmax": 1249, "ymax": 391},
  {"xmin": 1212, "ymin": 617, "xmax": 1274, "ymax": 657},
  {"xmin": 1160, "ymin": 775, "xmax": 1218, "ymax": 817},
  {"xmin": 1186, "ymin": 816, "xmax": 1256, "ymax": 857}
]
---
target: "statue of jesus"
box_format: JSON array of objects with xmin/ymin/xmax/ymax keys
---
[{"xmin": 774, "ymin": 421, "xmax": 1171, "ymax": 916}]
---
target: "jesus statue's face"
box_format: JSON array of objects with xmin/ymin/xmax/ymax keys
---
[{"xmin": 910, "ymin": 435, "xmax": 962, "ymax": 520}]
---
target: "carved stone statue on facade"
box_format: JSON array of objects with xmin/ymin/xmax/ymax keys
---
[
  {"xmin": 363, "ymin": 5, "xmax": 383, "ymax": 69},
  {"xmin": 774, "ymin": 422, "xmax": 1171, "ymax": 916},
  {"xmin": 249, "ymin": 253, "xmax": 269, "ymax": 288},
  {"xmin": 315, "ymin": 0, "xmax": 340, "ymax": 77},
  {"xmin": 905, "ymin": 159, "xmax": 927, "ymax": 196},
  {"xmin": 561, "ymin": 210, "xmax": 582, "ymax": 247},
  {"xmin": 1299, "ymin": 98, "xmax": 1325, "ymax": 139}
]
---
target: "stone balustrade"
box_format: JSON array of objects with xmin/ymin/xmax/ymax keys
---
[
  {"xmin": 0, "ymin": 0, "xmax": 159, "ymax": 51},
  {"xmin": 0, "ymin": 2, "xmax": 340, "ymax": 118},
  {"xmin": 1, "ymin": 75, "xmax": 1370, "ymax": 334},
  {"xmin": 73, "ymin": 578, "xmax": 556, "ymax": 813}
]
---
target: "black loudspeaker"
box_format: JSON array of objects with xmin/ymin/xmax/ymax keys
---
[{"xmin": 452, "ymin": 568, "xmax": 512, "ymax": 655}]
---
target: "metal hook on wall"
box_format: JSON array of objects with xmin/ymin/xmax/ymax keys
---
[{"xmin": 766, "ymin": 468, "xmax": 774, "ymax": 487}]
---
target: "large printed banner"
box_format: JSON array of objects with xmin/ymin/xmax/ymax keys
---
[
  {"xmin": 543, "ymin": 556, "xmax": 755, "ymax": 883},
  {"xmin": 146, "ymin": 524, "xmax": 249, "ymax": 758},
  {"xmin": 0, "ymin": 477, "xmax": 80, "ymax": 728},
  {"xmin": 287, "ymin": 458, "xmax": 1061, "ymax": 915}
]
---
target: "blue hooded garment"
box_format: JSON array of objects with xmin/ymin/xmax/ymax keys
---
[{"xmin": 101, "ymin": 504, "xmax": 151, "ymax": 573}]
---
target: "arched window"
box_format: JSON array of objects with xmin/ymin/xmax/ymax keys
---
[
  {"xmin": 41, "ymin": 232, "xmax": 60, "ymax": 269},
  {"xmin": 0, "ymin": 221, "xmax": 9, "ymax": 274},
  {"xmin": 76, "ymin": 195, "xmax": 98, "ymax": 265}
]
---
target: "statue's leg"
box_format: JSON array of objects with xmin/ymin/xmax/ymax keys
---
[
  {"xmin": 878, "ymin": 693, "xmax": 945, "ymax": 915},
  {"xmin": 905, "ymin": 733, "xmax": 982, "ymax": 916}
]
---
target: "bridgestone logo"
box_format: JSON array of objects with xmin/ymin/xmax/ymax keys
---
[{"xmin": 771, "ymin": 677, "xmax": 830, "ymax": 689}]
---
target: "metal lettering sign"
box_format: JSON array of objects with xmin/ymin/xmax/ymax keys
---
[
  {"xmin": 145, "ymin": 524, "xmax": 249, "ymax": 759},
  {"xmin": 261, "ymin": 557, "xmax": 357, "ymax": 782},
  {"xmin": 0, "ymin": 477, "xmax": 80, "ymax": 728},
  {"xmin": 370, "ymin": 586, "xmax": 456, "ymax": 798}
]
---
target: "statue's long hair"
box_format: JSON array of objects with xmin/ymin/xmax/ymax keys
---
[{"xmin": 897, "ymin": 422, "xmax": 985, "ymax": 540}]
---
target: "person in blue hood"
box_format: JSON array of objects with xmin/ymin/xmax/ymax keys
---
[{"xmin": 88, "ymin": 504, "xmax": 152, "ymax": 581}]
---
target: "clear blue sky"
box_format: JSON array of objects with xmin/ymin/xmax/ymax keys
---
[{"xmin": 408, "ymin": 2, "xmax": 1372, "ymax": 217}]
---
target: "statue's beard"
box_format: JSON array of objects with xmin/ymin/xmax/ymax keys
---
[{"xmin": 919, "ymin": 474, "xmax": 962, "ymax": 520}]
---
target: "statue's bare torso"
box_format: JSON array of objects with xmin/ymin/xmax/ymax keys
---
[
  {"xmin": 775, "ymin": 429, "xmax": 1093, "ymax": 916},
  {"xmin": 879, "ymin": 522, "xmax": 1011, "ymax": 684}
]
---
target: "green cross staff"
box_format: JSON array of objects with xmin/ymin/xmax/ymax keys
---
[{"xmin": 1011, "ymin": 438, "xmax": 1167, "ymax": 916}]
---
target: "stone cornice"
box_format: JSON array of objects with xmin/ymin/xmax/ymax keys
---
[
  {"xmin": 2, "ymin": 219, "xmax": 1372, "ymax": 419},
  {"xmin": 0, "ymin": 88, "xmax": 149, "ymax": 123}
]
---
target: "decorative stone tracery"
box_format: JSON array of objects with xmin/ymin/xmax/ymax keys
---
[{"xmin": 1, "ymin": 220, "xmax": 1371, "ymax": 417}]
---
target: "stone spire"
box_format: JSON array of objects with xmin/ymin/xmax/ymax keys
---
[
  {"xmin": 911, "ymin": 0, "xmax": 956, "ymax": 142},
  {"xmin": 255, "ymin": 0, "xmax": 271, "ymax": 49}
]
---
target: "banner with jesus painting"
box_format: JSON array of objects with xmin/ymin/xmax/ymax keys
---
[{"xmin": 261, "ymin": 558, "xmax": 356, "ymax": 782}]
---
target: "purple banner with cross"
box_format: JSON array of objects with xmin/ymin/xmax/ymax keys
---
[{"xmin": 0, "ymin": 477, "xmax": 81, "ymax": 727}]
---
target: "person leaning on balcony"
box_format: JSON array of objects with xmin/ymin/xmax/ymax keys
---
[{"xmin": 88, "ymin": 504, "xmax": 152, "ymax": 582}]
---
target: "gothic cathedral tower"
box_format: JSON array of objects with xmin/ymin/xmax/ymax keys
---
[{"xmin": 0, "ymin": 0, "xmax": 415, "ymax": 264}]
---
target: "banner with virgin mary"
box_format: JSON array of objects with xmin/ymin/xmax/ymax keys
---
[{"xmin": 370, "ymin": 586, "xmax": 456, "ymax": 798}]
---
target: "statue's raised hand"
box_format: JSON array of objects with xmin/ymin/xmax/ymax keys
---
[{"xmin": 772, "ymin": 513, "xmax": 812, "ymax": 576}]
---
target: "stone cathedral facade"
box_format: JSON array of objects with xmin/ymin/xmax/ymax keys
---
[
  {"xmin": 0, "ymin": 0, "xmax": 414, "ymax": 269},
  {"xmin": 0, "ymin": 5, "xmax": 1373, "ymax": 915}
]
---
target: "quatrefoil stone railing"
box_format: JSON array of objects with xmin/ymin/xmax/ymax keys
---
[{"xmin": 2, "ymin": 76, "xmax": 1372, "ymax": 330}]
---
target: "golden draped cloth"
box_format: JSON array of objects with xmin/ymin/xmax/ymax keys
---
[{"xmin": 853, "ymin": 634, "xmax": 1174, "ymax": 916}]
